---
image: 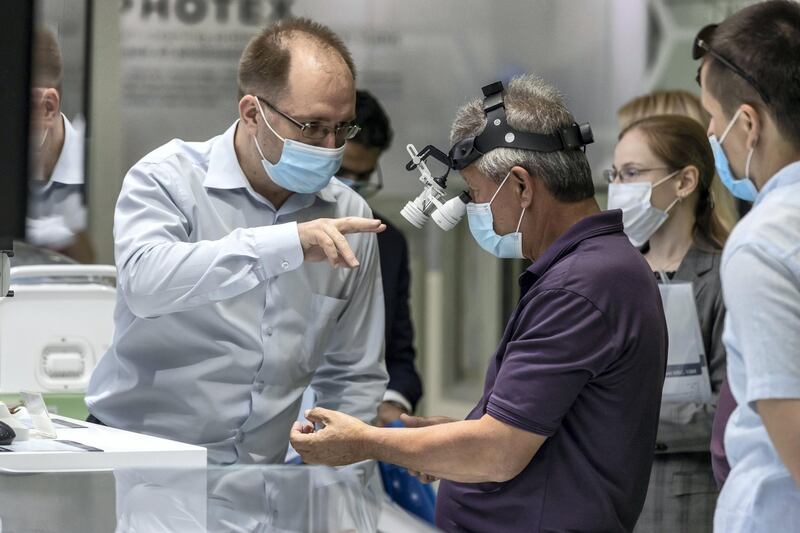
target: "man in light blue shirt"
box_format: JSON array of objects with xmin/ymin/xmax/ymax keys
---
[
  {"xmin": 86, "ymin": 18, "xmax": 389, "ymax": 466},
  {"xmin": 694, "ymin": 2, "xmax": 800, "ymax": 530}
]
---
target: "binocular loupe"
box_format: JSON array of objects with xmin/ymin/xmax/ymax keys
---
[
  {"xmin": 400, "ymin": 80, "xmax": 594, "ymax": 231},
  {"xmin": 400, "ymin": 143, "xmax": 471, "ymax": 231}
]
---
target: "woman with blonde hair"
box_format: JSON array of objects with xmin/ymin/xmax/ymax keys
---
[
  {"xmin": 619, "ymin": 91, "xmax": 740, "ymax": 491},
  {"xmin": 618, "ymin": 89, "xmax": 710, "ymax": 128},
  {"xmin": 607, "ymin": 114, "xmax": 729, "ymax": 532}
]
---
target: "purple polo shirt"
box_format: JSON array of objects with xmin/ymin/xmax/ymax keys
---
[{"xmin": 436, "ymin": 210, "xmax": 667, "ymax": 533}]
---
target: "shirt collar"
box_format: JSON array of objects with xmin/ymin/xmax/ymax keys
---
[
  {"xmin": 203, "ymin": 120, "xmax": 337, "ymax": 205},
  {"xmin": 755, "ymin": 160, "xmax": 800, "ymax": 205},
  {"xmin": 521, "ymin": 209, "xmax": 625, "ymax": 289},
  {"xmin": 49, "ymin": 114, "xmax": 84, "ymax": 187}
]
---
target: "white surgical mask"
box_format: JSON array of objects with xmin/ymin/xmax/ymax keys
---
[{"xmin": 607, "ymin": 170, "xmax": 680, "ymax": 248}]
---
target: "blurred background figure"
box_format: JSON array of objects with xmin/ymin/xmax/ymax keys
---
[
  {"xmin": 608, "ymin": 113, "xmax": 730, "ymax": 532},
  {"xmin": 338, "ymin": 90, "xmax": 424, "ymax": 425},
  {"xmin": 27, "ymin": 27, "xmax": 95, "ymax": 263}
]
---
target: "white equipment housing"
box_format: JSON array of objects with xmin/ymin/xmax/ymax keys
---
[{"xmin": 0, "ymin": 265, "xmax": 116, "ymax": 393}]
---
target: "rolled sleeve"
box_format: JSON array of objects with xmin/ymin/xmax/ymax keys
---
[
  {"xmin": 250, "ymin": 222, "xmax": 303, "ymax": 279},
  {"xmin": 487, "ymin": 289, "xmax": 612, "ymax": 437},
  {"xmin": 722, "ymin": 243, "xmax": 800, "ymax": 405}
]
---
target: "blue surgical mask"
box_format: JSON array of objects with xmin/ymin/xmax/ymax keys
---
[
  {"xmin": 252, "ymin": 100, "xmax": 345, "ymax": 194},
  {"xmin": 466, "ymin": 172, "xmax": 525, "ymax": 259},
  {"xmin": 709, "ymin": 108, "xmax": 758, "ymax": 202}
]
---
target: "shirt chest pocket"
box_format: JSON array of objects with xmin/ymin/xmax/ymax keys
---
[
  {"xmin": 299, "ymin": 292, "xmax": 348, "ymax": 371},
  {"xmin": 268, "ymin": 279, "xmax": 348, "ymax": 378}
]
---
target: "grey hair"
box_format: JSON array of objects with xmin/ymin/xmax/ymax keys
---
[{"xmin": 449, "ymin": 74, "xmax": 594, "ymax": 202}]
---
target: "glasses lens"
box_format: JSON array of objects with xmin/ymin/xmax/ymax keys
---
[
  {"xmin": 339, "ymin": 124, "xmax": 360, "ymax": 141},
  {"xmin": 301, "ymin": 123, "xmax": 329, "ymax": 140}
]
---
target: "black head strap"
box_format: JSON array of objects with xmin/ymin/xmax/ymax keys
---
[
  {"xmin": 406, "ymin": 81, "xmax": 594, "ymax": 184},
  {"xmin": 450, "ymin": 81, "xmax": 594, "ymax": 170}
]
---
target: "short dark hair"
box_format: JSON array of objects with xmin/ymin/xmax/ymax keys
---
[
  {"xmin": 32, "ymin": 27, "xmax": 63, "ymax": 90},
  {"xmin": 705, "ymin": 0, "xmax": 800, "ymax": 144},
  {"xmin": 352, "ymin": 90, "xmax": 393, "ymax": 151},
  {"xmin": 237, "ymin": 17, "xmax": 355, "ymax": 99}
]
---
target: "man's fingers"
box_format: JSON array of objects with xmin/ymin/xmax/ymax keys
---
[
  {"xmin": 334, "ymin": 217, "xmax": 386, "ymax": 235},
  {"xmin": 313, "ymin": 230, "xmax": 340, "ymax": 267},
  {"xmin": 400, "ymin": 414, "xmax": 440, "ymax": 428},
  {"xmin": 323, "ymin": 226, "xmax": 359, "ymax": 267},
  {"xmin": 305, "ymin": 407, "xmax": 331, "ymax": 425},
  {"xmin": 408, "ymin": 469, "xmax": 437, "ymax": 484},
  {"xmin": 290, "ymin": 427, "xmax": 311, "ymax": 447},
  {"xmin": 399, "ymin": 414, "xmax": 424, "ymax": 427}
]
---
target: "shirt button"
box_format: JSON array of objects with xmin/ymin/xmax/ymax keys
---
[
  {"xmin": 253, "ymin": 380, "xmax": 265, "ymax": 393},
  {"xmin": 281, "ymin": 260, "xmax": 290, "ymax": 270},
  {"xmin": 265, "ymin": 327, "xmax": 274, "ymax": 336}
]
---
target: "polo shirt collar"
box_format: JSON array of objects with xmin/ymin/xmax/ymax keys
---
[
  {"xmin": 521, "ymin": 210, "xmax": 625, "ymax": 288},
  {"xmin": 203, "ymin": 120, "xmax": 337, "ymax": 206}
]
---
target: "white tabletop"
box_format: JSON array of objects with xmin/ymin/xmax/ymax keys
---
[{"xmin": 0, "ymin": 415, "xmax": 206, "ymax": 472}]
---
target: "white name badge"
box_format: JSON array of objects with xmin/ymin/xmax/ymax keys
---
[{"xmin": 658, "ymin": 278, "xmax": 712, "ymax": 404}]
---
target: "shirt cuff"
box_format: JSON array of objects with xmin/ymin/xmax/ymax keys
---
[
  {"xmin": 250, "ymin": 222, "xmax": 303, "ymax": 279},
  {"xmin": 383, "ymin": 389, "xmax": 413, "ymax": 413}
]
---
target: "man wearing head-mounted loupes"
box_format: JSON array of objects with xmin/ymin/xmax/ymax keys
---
[{"xmin": 291, "ymin": 74, "xmax": 668, "ymax": 532}]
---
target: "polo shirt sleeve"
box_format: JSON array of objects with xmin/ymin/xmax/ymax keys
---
[
  {"xmin": 722, "ymin": 243, "xmax": 800, "ymax": 405},
  {"xmin": 486, "ymin": 288, "xmax": 613, "ymax": 437}
]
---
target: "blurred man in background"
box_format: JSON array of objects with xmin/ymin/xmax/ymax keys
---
[
  {"xmin": 338, "ymin": 90, "xmax": 423, "ymax": 424},
  {"xmin": 28, "ymin": 28, "xmax": 95, "ymax": 263}
]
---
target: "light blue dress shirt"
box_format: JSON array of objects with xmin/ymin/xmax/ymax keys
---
[
  {"xmin": 714, "ymin": 161, "xmax": 800, "ymax": 532},
  {"xmin": 86, "ymin": 121, "xmax": 388, "ymax": 465}
]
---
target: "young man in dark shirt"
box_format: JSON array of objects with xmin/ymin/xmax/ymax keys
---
[{"xmin": 337, "ymin": 90, "xmax": 423, "ymax": 424}]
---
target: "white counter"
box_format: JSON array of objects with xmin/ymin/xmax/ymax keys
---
[{"xmin": 0, "ymin": 414, "xmax": 206, "ymax": 472}]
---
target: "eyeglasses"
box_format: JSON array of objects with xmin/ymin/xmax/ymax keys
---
[
  {"xmin": 256, "ymin": 96, "xmax": 361, "ymax": 142},
  {"xmin": 603, "ymin": 167, "xmax": 674, "ymax": 184},
  {"xmin": 692, "ymin": 24, "xmax": 771, "ymax": 105},
  {"xmin": 338, "ymin": 163, "xmax": 384, "ymax": 198}
]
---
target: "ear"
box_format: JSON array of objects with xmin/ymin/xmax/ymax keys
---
[
  {"xmin": 238, "ymin": 95, "xmax": 261, "ymax": 137},
  {"xmin": 739, "ymin": 103, "xmax": 762, "ymax": 150},
  {"xmin": 40, "ymin": 88, "xmax": 60, "ymax": 127},
  {"xmin": 509, "ymin": 165, "xmax": 534, "ymax": 209},
  {"xmin": 676, "ymin": 165, "xmax": 699, "ymax": 200}
]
